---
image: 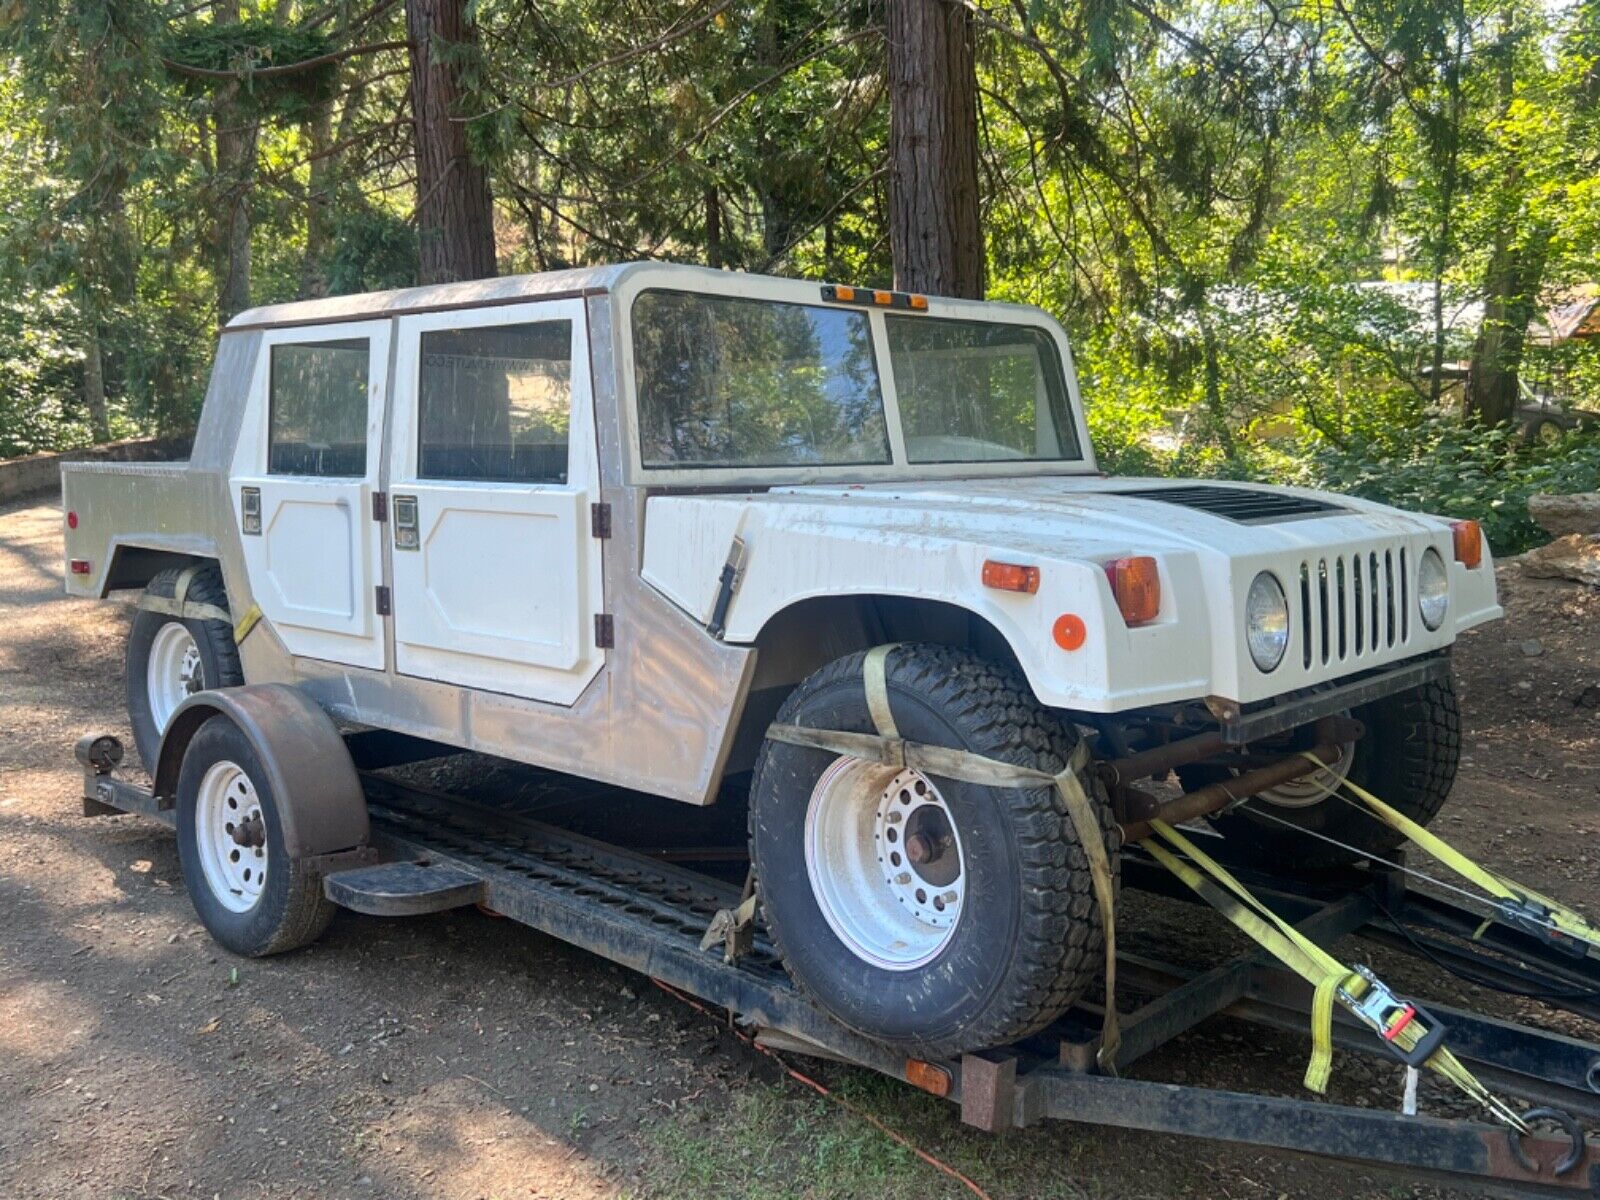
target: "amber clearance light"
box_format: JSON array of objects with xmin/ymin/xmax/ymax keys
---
[
  {"xmin": 1105, "ymin": 556, "xmax": 1160, "ymax": 626},
  {"xmin": 981, "ymin": 560, "xmax": 1040, "ymax": 594},
  {"xmin": 1451, "ymin": 519, "xmax": 1483, "ymax": 569}
]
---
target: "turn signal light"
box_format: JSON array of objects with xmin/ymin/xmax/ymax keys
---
[
  {"xmin": 1451, "ymin": 520, "xmax": 1483, "ymax": 568},
  {"xmin": 70, "ymin": 558, "xmax": 91, "ymax": 575},
  {"xmin": 982, "ymin": 560, "xmax": 1040, "ymax": 594},
  {"xmin": 1105, "ymin": 556, "xmax": 1160, "ymax": 626}
]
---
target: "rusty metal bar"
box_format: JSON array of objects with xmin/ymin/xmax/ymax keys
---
[{"xmin": 1117, "ymin": 742, "xmax": 1345, "ymax": 842}]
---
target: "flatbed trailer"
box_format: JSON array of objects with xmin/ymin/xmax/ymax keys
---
[{"xmin": 76, "ymin": 731, "xmax": 1600, "ymax": 1198}]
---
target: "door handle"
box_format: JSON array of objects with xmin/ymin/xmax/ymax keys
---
[
  {"xmin": 392, "ymin": 494, "xmax": 419, "ymax": 550},
  {"xmin": 240, "ymin": 486, "xmax": 261, "ymax": 535}
]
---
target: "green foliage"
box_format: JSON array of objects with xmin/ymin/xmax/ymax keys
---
[
  {"xmin": 0, "ymin": 288, "xmax": 90, "ymax": 457},
  {"xmin": 1307, "ymin": 419, "xmax": 1600, "ymax": 555},
  {"xmin": 163, "ymin": 20, "xmax": 339, "ymax": 119}
]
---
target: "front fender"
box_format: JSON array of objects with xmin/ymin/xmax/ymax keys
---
[{"xmin": 154, "ymin": 683, "xmax": 368, "ymax": 858}]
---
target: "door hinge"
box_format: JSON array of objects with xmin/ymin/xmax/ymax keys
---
[
  {"xmin": 372, "ymin": 492, "xmax": 388, "ymax": 522},
  {"xmin": 590, "ymin": 502, "xmax": 612, "ymax": 539},
  {"xmin": 375, "ymin": 585, "xmax": 392, "ymax": 616},
  {"xmin": 594, "ymin": 613, "xmax": 615, "ymax": 649}
]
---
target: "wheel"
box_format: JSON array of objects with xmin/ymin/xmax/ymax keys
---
[
  {"xmin": 126, "ymin": 564, "xmax": 243, "ymax": 770},
  {"xmin": 749, "ymin": 644, "xmax": 1116, "ymax": 1057},
  {"xmin": 176, "ymin": 716, "xmax": 336, "ymax": 955},
  {"xmin": 1178, "ymin": 670, "xmax": 1460, "ymax": 870}
]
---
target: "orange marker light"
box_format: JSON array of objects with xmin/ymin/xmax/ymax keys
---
[
  {"xmin": 1451, "ymin": 519, "xmax": 1483, "ymax": 568},
  {"xmin": 982, "ymin": 560, "xmax": 1040, "ymax": 594},
  {"xmin": 1105, "ymin": 556, "xmax": 1161, "ymax": 625},
  {"xmin": 909, "ymin": 294, "xmax": 929, "ymax": 311},
  {"xmin": 834, "ymin": 284, "xmax": 856, "ymax": 302},
  {"xmin": 1053, "ymin": 613, "xmax": 1087, "ymax": 651},
  {"xmin": 905, "ymin": 1059, "xmax": 953, "ymax": 1097},
  {"xmin": 873, "ymin": 289, "xmax": 894, "ymax": 306}
]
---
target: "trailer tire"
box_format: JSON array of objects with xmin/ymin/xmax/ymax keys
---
[
  {"xmin": 1180, "ymin": 670, "xmax": 1460, "ymax": 870},
  {"xmin": 749, "ymin": 644, "xmax": 1116, "ymax": 1057},
  {"xmin": 127, "ymin": 564, "xmax": 242, "ymax": 770},
  {"xmin": 175, "ymin": 716, "xmax": 336, "ymax": 956}
]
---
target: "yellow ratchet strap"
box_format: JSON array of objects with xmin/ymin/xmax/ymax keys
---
[
  {"xmin": 1303, "ymin": 753, "xmax": 1600, "ymax": 959},
  {"xmin": 1141, "ymin": 819, "xmax": 1528, "ymax": 1132},
  {"xmin": 768, "ymin": 644, "xmax": 1122, "ymax": 1070}
]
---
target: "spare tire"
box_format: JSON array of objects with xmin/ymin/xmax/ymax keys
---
[
  {"xmin": 126, "ymin": 564, "xmax": 243, "ymax": 770},
  {"xmin": 749, "ymin": 643, "xmax": 1116, "ymax": 1057}
]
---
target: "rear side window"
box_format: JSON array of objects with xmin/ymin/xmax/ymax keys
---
[
  {"xmin": 632, "ymin": 290, "xmax": 890, "ymax": 469},
  {"xmin": 418, "ymin": 321, "xmax": 572, "ymax": 484},
  {"xmin": 268, "ymin": 339, "xmax": 370, "ymax": 476}
]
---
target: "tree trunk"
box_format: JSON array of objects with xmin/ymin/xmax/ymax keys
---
[
  {"xmin": 406, "ymin": 0, "xmax": 498, "ymax": 284},
  {"xmin": 300, "ymin": 97, "xmax": 335, "ymax": 299},
  {"xmin": 705, "ymin": 185, "xmax": 722, "ymax": 269},
  {"xmin": 885, "ymin": 0, "xmax": 983, "ymax": 298},
  {"xmin": 212, "ymin": 0, "xmax": 258, "ymax": 321},
  {"xmin": 81, "ymin": 317, "xmax": 110, "ymax": 443},
  {"xmin": 1464, "ymin": 223, "xmax": 1550, "ymax": 427}
]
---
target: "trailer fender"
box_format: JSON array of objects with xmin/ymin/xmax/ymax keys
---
[{"xmin": 154, "ymin": 683, "xmax": 368, "ymax": 859}]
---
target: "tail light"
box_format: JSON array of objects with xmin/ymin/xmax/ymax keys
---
[
  {"xmin": 1451, "ymin": 520, "xmax": 1483, "ymax": 568},
  {"xmin": 1105, "ymin": 556, "xmax": 1160, "ymax": 625},
  {"xmin": 70, "ymin": 559, "xmax": 91, "ymax": 575}
]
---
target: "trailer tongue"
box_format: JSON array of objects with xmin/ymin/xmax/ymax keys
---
[{"xmin": 77, "ymin": 731, "xmax": 1599, "ymax": 1197}]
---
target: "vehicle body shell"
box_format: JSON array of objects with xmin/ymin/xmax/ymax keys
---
[{"xmin": 62, "ymin": 263, "xmax": 1501, "ymax": 804}]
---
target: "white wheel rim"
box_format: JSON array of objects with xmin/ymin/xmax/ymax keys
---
[
  {"xmin": 194, "ymin": 760, "xmax": 268, "ymax": 913},
  {"xmin": 804, "ymin": 758, "xmax": 965, "ymax": 971},
  {"xmin": 148, "ymin": 622, "xmax": 202, "ymax": 735},
  {"xmin": 1253, "ymin": 740, "xmax": 1355, "ymax": 809}
]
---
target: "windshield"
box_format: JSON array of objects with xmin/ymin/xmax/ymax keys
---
[
  {"xmin": 632, "ymin": 290, "xmax": 890, "ymax": 469},
  {"xmin": 629, "ymin": 289, "xmax": 1081, "ymax": 472},
  {"xmin": 885, "ymin": 316, "xmax": 1079, "ymax": 464}
]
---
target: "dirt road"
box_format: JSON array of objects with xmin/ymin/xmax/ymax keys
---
[{"xmin": 2, "ymin": 494, "xmax": 1596, "ymax": 1199}]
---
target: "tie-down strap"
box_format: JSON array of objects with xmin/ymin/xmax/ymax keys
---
[
  {"xmin": 135, "ymin": 564, "xmax": 265, "ymax": 645},
  {"xmin": 765, "ymin": 644, "xmax": 1122, "ymax": 1069}
]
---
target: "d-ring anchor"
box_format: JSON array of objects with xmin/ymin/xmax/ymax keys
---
[
  {"xmin": 1586, "ymin": 1057, "xmax": 1600, "ymax": 1096},
  {"xmin": 1506, "ymin": 1107, "xmax": 1585, "ymax": 1177}
]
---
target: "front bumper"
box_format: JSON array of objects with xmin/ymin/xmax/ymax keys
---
[{"xmin": 1205, "ymin": 654, "xmax": 1451, "ymax": 745}]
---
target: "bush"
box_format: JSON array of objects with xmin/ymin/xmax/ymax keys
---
[{"xmin": 1302, "ymin": 418, "xmax": 1600, "ymax": 555}]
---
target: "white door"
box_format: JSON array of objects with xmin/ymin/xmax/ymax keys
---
[
  {"xmin": 230, "ymin": 321, "xmax": 391, "ymax": 670},
  {"xmin": 386, "ymin": 299, "xmax": 605, "ymax": 704}
]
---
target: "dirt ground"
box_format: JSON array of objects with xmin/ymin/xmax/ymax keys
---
[{"xmin": 2, "ymin": 493, "xmax": 1597, "ymax": 1200}]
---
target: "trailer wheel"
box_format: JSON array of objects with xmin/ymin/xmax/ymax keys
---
[
  {"xmin": 126, "ymin": 564, "xmax": 243, "ymax": 770},
  {"xmin": 175, "ymin": 716, "xmax": 335, "ymax": 956},
  {"xmin": 1180, "ymin": 670, "xmax": 1460, "ymax": 870},
  {"xmin": 749, "ymin": 644, "xmax": 1116, "ymax": 1057}
]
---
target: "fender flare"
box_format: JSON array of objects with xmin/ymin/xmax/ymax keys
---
[{"xmin": 154, "ymin": 683, "xmax": 369, "ymax": 859}]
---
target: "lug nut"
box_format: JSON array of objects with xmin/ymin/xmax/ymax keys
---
[{"xmin": 895, "ymin": 872, "xmax": 912, "ymax": 885}]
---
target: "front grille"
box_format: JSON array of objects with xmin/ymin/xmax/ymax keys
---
[
  {"xmin": 1297, "ymin": 547, "xmax": 1409, "ymax": 669},
  {"xmin": 1115, "ymin": 484, "xmax": 1343, "ymax": 524}
]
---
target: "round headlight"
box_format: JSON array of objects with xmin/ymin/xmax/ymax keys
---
[
  {"xmin": 1245, "ymin": 571, "xmax": 1290, "ymax": 672},
  {"xmin": 1418, "ymin": 547, "xmax": 1449, "ymax": 630}
]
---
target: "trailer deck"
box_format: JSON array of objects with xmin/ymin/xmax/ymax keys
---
[{"xmin": 78, "ymin": 734, "xmax": 1600, "ymax": 1198}]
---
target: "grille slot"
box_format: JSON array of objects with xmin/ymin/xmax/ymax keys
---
[
  {"xmin": 1295, "ymin": 547, "xmax": 1409, "ymax": 668},
  {"xmin": 1115, "ymin": 484, "xmax": 1343, "ymax": 524}
]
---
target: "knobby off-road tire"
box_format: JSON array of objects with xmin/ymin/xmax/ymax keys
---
[
  {"xmin": 126, "ymin": 564, "xmax": 243, "ymax": 770},
  {"xmin": 176, "ymin": 717, "xmax": 336, "ymax": 956},
  {"xmin": 749, "ymin": 644, "xmax": 1118, "ymax": 1057},
  {"xmin": 1180, "ymin": 671, "xmax": 1461, "ymax": 870}
]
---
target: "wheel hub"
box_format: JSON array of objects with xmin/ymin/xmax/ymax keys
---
[
  {"xmin": 805, "ymin": 760, "xmax": 965, "ymax": 971},
  {"xmin": 147, "ymin": 622, "xmax": 203, "ymax": 735}
]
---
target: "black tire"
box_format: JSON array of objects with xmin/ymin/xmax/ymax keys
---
[
  {"xmin": 175, "ymin": 716, "xmax": 336, "ymax": 956},
  {"xmin": 126, "ymin": 563, "xmax": 243, "ymax": 770},
  {"xmin": 749, "ymin": 644, "xmax": 1117, "ymax": 1057},
  {"xmin": 1179, "ymin": 670, "xmax": 1461, "ymax": 870}
]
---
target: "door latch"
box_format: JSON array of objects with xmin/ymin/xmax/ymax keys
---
[
  {"xmin": 240, "ymin": 486, "xmax": 261, "ymax": 535},
  {"xmin": 392, "ymin": 494, "xmax": 419, "ymax": 550}
]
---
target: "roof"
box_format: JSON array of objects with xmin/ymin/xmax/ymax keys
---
[{"xmin": 225, "ymin": 261, "xmax": 665, "ymax": 331}]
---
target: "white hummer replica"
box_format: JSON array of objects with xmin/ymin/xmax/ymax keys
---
[{"xmin": 62, "ymin": 263, "xmax": 1500, "ymax": 1057}]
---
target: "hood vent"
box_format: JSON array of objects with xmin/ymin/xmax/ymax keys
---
[{"xmin": 1113, "ymin": 484, "xmax": 1343, "ymax": 524}]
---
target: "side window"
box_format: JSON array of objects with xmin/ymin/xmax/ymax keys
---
[
  {"xmin": 268, "ymin": 338, "xmax": 371, "ymax": 476},
  {"xmin": 418, "ymin": 321, "xmax": 572, "ymax": 484}
]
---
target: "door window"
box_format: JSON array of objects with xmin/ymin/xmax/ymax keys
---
[
  {"xmin": 418, "ymin": 321, "xmax": 572, "ymax": 484},
  {"xmin": 268, "ymin": 338, "xmax": 370, "ymax": 476}
]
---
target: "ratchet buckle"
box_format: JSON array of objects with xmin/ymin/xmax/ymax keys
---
[{"xmin": 1337, "ymin": 964, "xmax": 1448, "ymax": 1067}]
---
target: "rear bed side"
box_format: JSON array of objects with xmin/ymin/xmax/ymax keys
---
[{"xmin": 62, "ymin": 331, "xmax": 262, "ymax": 598}]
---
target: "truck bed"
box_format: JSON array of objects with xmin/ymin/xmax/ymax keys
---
[{"xmin": 61, "ymin": 460, "xmax": 223, "ymax": 597}]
